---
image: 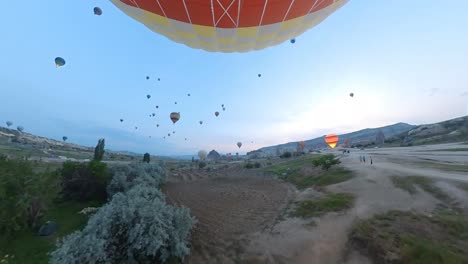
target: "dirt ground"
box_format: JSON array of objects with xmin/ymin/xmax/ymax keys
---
[{"xmin": 163, "ymin": 142, "xmax": 468, "ymax": 264}]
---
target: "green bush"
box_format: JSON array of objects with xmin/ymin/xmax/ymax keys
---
[
  {"xmin": 254, "ymin": 162, "xmax": 261, "ymax": 168},
  {"xmin": 280, "ymin": 152, "xmax": 292, "ymax": 158},
  {"xmin": 245, "ymin": 163, "xmax": 254, "ymax": 169},
  {"xmin": 0, "ymin": 159, "xmax": 59, "ymax": 237},
  {"xmin": 312, "ymin": 154, "xmax": 341, "ymax": 170},
  {"xmin": 60, "ymin": 161, "xmax": 109, "ymax": 202},
  {"xmin": 198, "ymin": 161, "xmax": 207, "ymax": 169}
]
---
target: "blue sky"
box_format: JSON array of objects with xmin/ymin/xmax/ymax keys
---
[{"xmin": 1, "ymin": 1, "xmax": 468, "ymax": 155}]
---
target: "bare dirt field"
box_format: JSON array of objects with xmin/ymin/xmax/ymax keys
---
[{"xmin": 163, "ymin": 142, "xmax": 468, "ymax": 264}]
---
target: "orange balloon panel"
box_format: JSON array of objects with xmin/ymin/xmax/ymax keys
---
[
  {"xmin": 110, "ymin": 0, "xmax": 348, "ymax": 52},
  {"xmin": 325, "ymin": 134, "xmax": 339, "ymax": 148}
]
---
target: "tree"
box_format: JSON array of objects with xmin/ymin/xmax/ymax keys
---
[
  {"xmin": 312, "ymin": 154, "xmax": 341, "ymax": 170},
  {"xmin": 376, "ymin": 130, "xmax": 385, "ymax": 146},
  {"xmin": 94, "ymin": 138, "xmax": 105, "ymax": 161},
  {"xmin": 143, "ymin": 153, "xmax": 150, "ymax": 163}
]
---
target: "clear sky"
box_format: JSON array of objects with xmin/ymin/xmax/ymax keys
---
[{"xmin": 1, "ymin": 1, "xmax": 467, "ymax": 155}]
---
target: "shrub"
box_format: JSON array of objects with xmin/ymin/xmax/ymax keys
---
[
  {"xmin": 50, "ymin": 185, "xmax": 195, "ymax": 264},
  {"xmin": 107, "ymin": 163, "xmax": 166, "ymax": 198},
  {"xmin": 0, "ymin": 159, "xmax": 59, "ymax": 236},
  {"xmin": 280, "ymin": 152, "xmax": 292, "ymax": 158},
  {"xmin": 254, "ymin": 162, "xmax": 261, "ymax": 168},
  {"xmin": 60, "ymin": 161, "xmax": 109, "ymax": 202},
  {"xmin": 143, "ymin": 153, "xmax": 150, "ymax": 163},
  {"xmin": 312, "ymin": 154, "xmax": 341, "ymax": 170},
  {"xmin": 245, "ymin": 163, "xmax": 254, "ymax": 169},
  {"xmin": 198, "ymin": 161, "xmax": 207, "ymax": 169}
]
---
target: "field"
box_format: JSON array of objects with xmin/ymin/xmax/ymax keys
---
[{"xmin": 2, "ymin": 141, "xmax": 468, "ymax": 263}]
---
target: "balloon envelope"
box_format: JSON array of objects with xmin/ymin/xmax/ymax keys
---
[
  {"xmin": 109, "ymin": 0, "xmax": 348, "ymax": 53},
  {"xmin": 350, "ymin": 93, "xmax": 354, "ymax": 97},
  {"xmin": 237, "ymin": 142, "xmax": 242, "ymax": 148},
  {"xmin": 94, "ymin": 7, "xmax": 103, "ymax": 15},
  {"xmin": 325, "ymin": 134, "xmax": 339, "ymax": 148},
  {"xmin": 55, "ymin": 57, "xmax": 65, "ymax": 67},
  {"xmin": 215, "ymin": 111, "xmax": 219, "ymax": 117}
]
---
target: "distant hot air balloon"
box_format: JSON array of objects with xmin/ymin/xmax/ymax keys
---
[
  {"xmin": 17, "ymin": 126, "xmax": 24, "ymax": 132},
  {"xmin": 163, "ymin": 136, "xmax": 166, "ymax": 139},
  {"xmin": 175, "ymin": 102, "xmax": 177, "ymax": 104},
  {"xmin": 222, "ymin": 107, "xmax": 226, "ymax": 111},
  {"xmin": 349, "ymin": 93, "xmax": 354, "ymax": 98},
  {"xmin": 93, "ymin": 7, "xmax": 102, "ymax": 16},
  {"xmin": 120, "ymin": 119, "xmax": 124, "ymax": 122},
  {"xmin": 237, "ymin": 142, "xmax": 242, "ymax": 148},
  {"xmin": 55, "ymin": 57, "xmax": 65, "ymax": 67},
  {"xmin": 185, "ymin": 138, "xmax": 187, "ymax": 141},
  {"xmin": 325, "ymin": 134, "xmax": 339, "ymax": 148},
  {"xmin": 149, "ymin": 114, "xmax": 152, "ymax": 117},
  {"xmin": 152, "ymin": 113, "xmax": 155, "ymax": 117},
  {"xmin": 146, "ymin": 76, "xmax": 150, "ymax": 80},
  {"xmin": 215, "ymin": 111, "xmax": 219, "ymax": 117},
  {"xmin": 258, "ymin": 74, "xmax": 261, "ymax": 77},
  {"xmin": 156, "ymin": 124, "xmax": 159, "ymax": 127},
  {"xmin": 146, "ymin": 95, "xmax": 151, "ymax": 99},
  {"xmin": 6, "ymin": 121, "xmax": 13, "ymax": 127},
  {"xmin": 198, "ymin": 150, "xmax": 207, "ymax": 161},
  {"xmin": 135, "ymin": 126, "xmax": 138, "ymax": 130},
  {"xmin": 187, "ymin": 93, "xmax": 191, "ymax": 96},
  {"xmin": 168, "ymin": 133, "xmax": 171, "ymax": 136},
  {"xmin": 199, "ymin": 121, "xmax": 203, "ymax": 125},
  {"xmin": 156, "ymin": 105, "xmax": 159, "ymax": 109},
  {"xmin": 290, "ymin": 38, "xmax": 296, "ymax": 44},
  {"xmin": 63, "ymin": 136, "xmax": 68, "ymax": 142},
  {"xmin": 170, "ymin": 112, "xmax": 180, "ymax": 124},
  {"xmin": 172, "ymin": 131, "xmax": 175, "ymax": 134},
  {"xmin": 157, "ymin": 78, "xmax": 160, "ymax": 81},
  {"xmin": 109, "ymin": 0, "xmax": 348, "ymax": 52},
  {"xmin": 221, "ymin": 104, "xmax": 224, "ymax": 107}
]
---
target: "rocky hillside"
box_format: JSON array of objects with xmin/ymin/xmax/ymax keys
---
[
  {"xmin": 386, "ymin": 115, "xmax": 468, "ymax": 146},
  {"xmin": 251, "ymin": 122, "xmax": 415, "ymax": 157}
]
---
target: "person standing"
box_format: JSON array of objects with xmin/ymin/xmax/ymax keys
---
[
  {"xmin": 359, "ymin": 156, "xmax": 362, "ymax": 163},
  {"xmin": 370, "ymin": 156, "xmax": 373, "ymax": 165},
  {"xmin": 363, "ymin": 156, "xmax": 366, "ymax": 163}
]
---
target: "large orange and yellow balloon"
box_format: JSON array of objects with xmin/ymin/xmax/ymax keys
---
[
  {"xmin": 110, "ymin": 0, "xmax": 348, "ymax": 52},
  {"xmin": 325, "ymin": 134, "xmax": 339, "ymax": 148}
]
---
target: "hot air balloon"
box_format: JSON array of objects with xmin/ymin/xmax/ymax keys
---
[
  {"xmin": 215, "ymin": 111, "xmax": 219, "ymax": 117},
  {"xmin": 120, "ymin": 119, "xmax": 124, "ymax": 122},
  {"xmin": 223, "ymin": 107, "xmax": 226, "ymax": 111},
  {"xmin": 63, "ymin": 136, "xmax": 68, "ymax": 142},
  {"xmin": 93, "ymin": 7, "xmax": 103, "ymax": 16},
  {"xmin": 221, "ymin": 104, "xmax": 224, "ymax": 107},
  {"xmin": 6, "ymin": 121, "xmax": 12, "ymax": 127},
  {"xmin": 17, "ymin": 126, "xmax": 24, "ymax": 132},
  {"xmin": 135, "ymin": 126, "xmax": 138, "ymax": 130},
  {"xmin": 168, "ymin": 133, "xmax": 171, "ymax": 136},
  {"xmin": 109, "ymin": 0, "xmax": 347, "ymax": 53},
  {"xmin": 152, "ymin": 113, "xmax": 156, "ymax": 117},
  {"xmin": 349, "ymin": 93, "xmax": 354, "ymax": 98},
  {"xmin": 156, "ymin": 124, "xmax": 159, "ymax": 127},
  {"xmin": 170, "ymin": 112, "xmax": 180, "ymax": 124},
  {"xmin": 172, "ymin": 131, "xmax": 175, "ymax": 134},
  {"xmin": 147, "ymin": 95, "xmax": 151, "ymax": 99},
  {"xmin": 290, "ymin": 38, "xmax": 296, "ymax": 44},
  {"xmin": 157, "ymin": 78, "xmax": 160, "ymax": 81},
  {"xmin": 156, "ymin": 105, "xmax": 159, "ymax": 109},
  {"xmin": 187, "ymin": 93, "xmax": 191, "ymax": 96},
  {"xmin": 198, "ymin": 150, "xmax": 207, "ymax": 161},
  {"xmin": 258, "ymin": 74, "xmax": 262, "ymax": 77},
  {"xmin": 325, "ymin": 134, "xmax": 339, "ymax": 148},
  {"xmin": 175, "ymin": 102, "xmax": 177, "ymax": 104},
  {"xmin": 185, "ymin": 138, "xmax": 187, "ymax": 141},
  {"xmin": 55, "ymin": 57, "xmax": 65, "ymax": 67},
  {"xmin": 237, "ymin": 142, "xmax": 242, "ymax": 148},
  {"xmin": 146, "ymin": 76, "xmax": 150, "ymax": 80},
  {"xmin": 298, "ymin": 141, "xmax": 305, "ymax": 151},
  {"xmin": 199, "ymin": 121, "xmax": 203, "ymax": 125}
]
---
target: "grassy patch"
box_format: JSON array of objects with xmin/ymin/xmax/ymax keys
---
[
  {"xmin": 428, "ymin": 148, "xmax": 468, "ymax": 152},
  {"xmin": 0, "ymin": 200, "xmax": 102, "ymax": 264},
  {"xmin": 458, "ymin": 183, "xmax": 468, "ymax": 193},
  {"xmin": 293, "ymin": 193, "xmax": 355, "ymax": 218},
  {"xmin": 265, "ymin": 156, "xmax": 352, "ymax": 189},
  {"xmin": 415, "ymin": 161, "xmax": 468, "ymax": 173},
  {"xmin": 349, "ymin": 210, "xmax": 468, "ymax": 264}
]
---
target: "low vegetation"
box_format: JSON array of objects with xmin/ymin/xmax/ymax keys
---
[
  {"xmin": 267, "ymin": 155, "xmax": 353, "ymax": 189},
  {"xmin": 349, "ymin": 210, "xmax": 468, "ymax": 264},
  {"xmin": 293, "ymin": 193, "xmax": 355, "ymax": 218},
  {"xmin": 390, "ymin": 176, "xmax": 453, "ymax": 204}
]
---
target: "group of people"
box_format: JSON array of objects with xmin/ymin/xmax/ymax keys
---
[{"xmin": 359, "ymin": 155, "xmax": 373, "ymax": 165}]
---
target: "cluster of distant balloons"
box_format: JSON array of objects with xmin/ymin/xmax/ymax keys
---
[{"xmin": 50, "ymin": 1, "xmax": 353, "ymax": 150}]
